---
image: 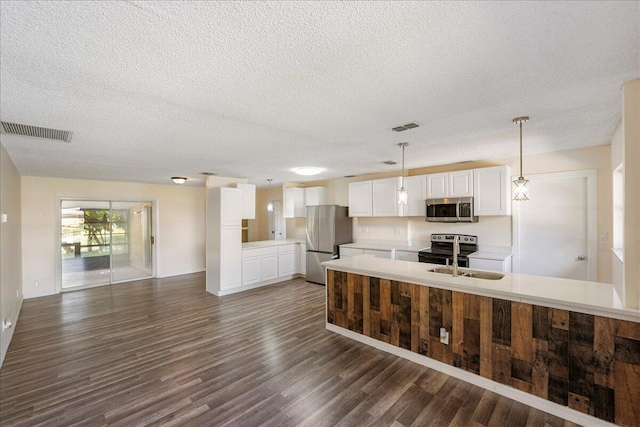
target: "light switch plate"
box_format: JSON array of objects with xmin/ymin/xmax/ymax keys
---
[{"xmin": 1, "ymin": 213, "xmax": 7, "ymax": 223}]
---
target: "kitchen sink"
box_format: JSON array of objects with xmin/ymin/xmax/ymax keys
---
[
  {"xmin": 427, "ymin": 267, "xmax": 504, "ymax": 280},
  {"xmin": 428, "ymin": 267, "xmax": 466, "ymax": 276}
]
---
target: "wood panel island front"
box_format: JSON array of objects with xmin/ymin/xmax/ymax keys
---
[{"xmin": 323, "ymin": 255, "xmax": 640, "ymax": 427}]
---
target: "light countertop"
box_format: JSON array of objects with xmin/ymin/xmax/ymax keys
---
[
  {"xmin": 322, "ymin": 255, "xmax": 639, "ymax": 322},
  {"xmin": 340, "ymin": 242, "xmax": 430, "ymax": 253},
  {"xmin": 242, "ymin": 239, "xmax": 304, "ymax": 249}
]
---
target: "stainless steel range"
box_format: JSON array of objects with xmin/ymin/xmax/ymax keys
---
[{"xmin": 418, "ymin": 234, "xmax": 478, "ymax": 267}]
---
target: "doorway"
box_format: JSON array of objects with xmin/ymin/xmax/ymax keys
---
[
  {"xmin": 512, "ymin": 170, "xmax": 597, "ymax": 281},
  {"xmin": 59, "ymin": 198, "xmax": 155, "ymax": 290},
  {"xmin": 267, "ymin": 199, "xmax": 286, "ymax": 240}
]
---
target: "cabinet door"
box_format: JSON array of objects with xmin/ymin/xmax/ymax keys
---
[
  {"xmin": 469, "ymin": 258, "xmax": 506, "ymax": 272},
  {"xmin": 394, "ymin": 250, "xmax": 418, "ymax": 262},
  {"xmin": 404, "ymin": 175, "xmax": 427, "ymax": 216},
  {"xmin": 348, "ymin": 181, "xmax": 373, "ymax": 217},
  {"xmin": 299, "ymin": 244, "xmax": 306, "ymax": 275},
  {"xmin": 372, "ymin": 177, "xmax": 402, "ymax": 217},
  {"xmin": 283, "ymin": 187, "xmax": 305, "ymax": 218},
  {"xmin": 473, "ymin": 166, "xmax": 512, "ymax": 216},
  {"xmin": 221, "ymin": 188, "xmax": 242, "ymax": 227},
  {"xmin": 340, "ymin": 247, "xmax": 364, "ymax": 257},
  {"xmin": 278, "ymin": 251, "xmax": 297, "ymax": 277},
  {"xmin": 449, "ymin": 170, "xmax": 474, "ymax": 197},
  {"xmin": 221, "ymin": 227, "xmax": 242, "ymax": 289},
  {"xmin": 304, "ymin": 187, "xmax": 327, "ymax": 206},
  {"xmin": 242, "ymin": 256, "xmax": 261, "ymax": 286},
  {"xmin": 426, "ymin": 173, "xmax": 448, "ymax": 199},
  {"xmin": 261, "ymin": 254, "xmax": 278, "ymax": 281},
  {"xmin": 232, "ymin": 183, "xmax": 256, "ymax": 219}
]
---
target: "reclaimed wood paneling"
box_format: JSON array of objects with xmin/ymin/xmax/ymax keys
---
[{"xmin": 326, "ymin": 270, "xmax": 640, "ymax": 426}]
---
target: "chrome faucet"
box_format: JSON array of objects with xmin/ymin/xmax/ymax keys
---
[{"xmin": 452, "ymin": 235, "xmax": 460, "ymax": 277}]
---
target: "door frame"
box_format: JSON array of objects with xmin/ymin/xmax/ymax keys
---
[
  {"xmin": 512, "ymin": 169, "xmax": 597, "ymax": 281},
  {"xmin": 55, "ymin": 195, "xmax": 159, "ymax": 293}
]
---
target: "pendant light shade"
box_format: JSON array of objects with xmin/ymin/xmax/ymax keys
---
[
  {"xmin": 397, "ymin": 142, "xmax": 409, "ymax": 205},
  {"xmin": 266, "ymin": 179, "xmax": 274, "ymax": 211},
  {"xmin": 512, "ymin": 117, "xmax": 530, "ymax": 201}
]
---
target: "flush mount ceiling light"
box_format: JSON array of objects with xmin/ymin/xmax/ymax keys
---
[
  {"xmin": 512, "ymin": 116, "xmax": 530, "ymax": 201},
  {"xmin": 397, "ymin": 143, "xmax": 409, "ymax": 205},
  {"xmin": 266, "ymin": 179, "xmax": 274, "ymax": 212},
  {"xmin": 293, "ymin": 167, "xmax": 322, "ymax": 176},
  {"xmin": 171, "ymin": 177, "xmax": 187, "ymax": 185}
]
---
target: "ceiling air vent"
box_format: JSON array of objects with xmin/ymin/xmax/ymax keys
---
[
  {"xmin": 0, "ymin": 121, "xmax": 73, "ymax": 143},
  {"xmin": 392, "ymin": 122, "xmax": 420, "ymax": 132},
  {"xmin": 382, "ymin": 160, "xmax": 397, "ymax": 165}
]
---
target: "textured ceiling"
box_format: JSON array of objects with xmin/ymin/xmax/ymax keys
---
[{"xmin": 1, "ymin": 1, "xmax": 638, "ymax": 187}]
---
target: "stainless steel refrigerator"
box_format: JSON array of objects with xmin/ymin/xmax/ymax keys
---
[{"xmin": 306, "ymin": 205, "xmax": 352, "ymax": 285}]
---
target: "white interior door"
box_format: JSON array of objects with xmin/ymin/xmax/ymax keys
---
[
  {"xmin": 513, "ymin": 170, "xmax": 597, "ymax": 281},
  {"xmin": 268, "ymin": 199, "xmax": 286, "ymax": 240}
]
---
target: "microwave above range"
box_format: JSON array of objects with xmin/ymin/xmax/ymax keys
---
[{"xmin": 425, "ymin": 197, "xmax": 479, "ymax": 223}]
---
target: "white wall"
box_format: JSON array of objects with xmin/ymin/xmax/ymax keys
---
[
  {"xmin": 0, "ymin": 144, "xmax": 23, "ymax": 367},
  {"xmin": 21, "ymin": 176, "xmax": 206, "ymax": 298}
]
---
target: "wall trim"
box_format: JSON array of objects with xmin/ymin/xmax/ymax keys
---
[
  {"xmin": 0, "ymin": 297, "xmax": 23, "ymax": 369},
  {"xmin": 213, "ymin": 274, "xmax": 303, "ymax": 297},
  {"xmin": 327, "ymin": 323, "xmax": 616, "ymax": 427}
]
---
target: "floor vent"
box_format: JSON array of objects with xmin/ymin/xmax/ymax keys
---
[
  {"xmin": 0, "ymin": 121, "xmax": 73, "ymax": 143},
  {"xmin": 392, "ymin": 122, "xmax": 420, "ymax": 132}
]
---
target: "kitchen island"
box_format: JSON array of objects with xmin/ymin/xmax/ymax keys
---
[{"xmin": 323, "ymin": 255, "xmax": 640, "ymax": 426}]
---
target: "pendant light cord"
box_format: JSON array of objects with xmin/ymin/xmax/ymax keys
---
[{"xmin": 519, "ymin": 120, "xmax": 523, "ymax": 179}]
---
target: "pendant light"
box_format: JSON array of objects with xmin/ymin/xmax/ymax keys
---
[
  {"xmin": 512, "ymin": 117, "xmax": 530, "ymax": 201},
  {"xmin": 266, "ymin": 179, "xmax": 274, "ymax": 211},
  {"xmin": 397, "ymin": 142, "xmax": 409, "ymax": 205}
]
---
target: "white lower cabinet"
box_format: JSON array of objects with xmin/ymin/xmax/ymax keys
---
[
  {"xmin": 469, "ymin": 257, "xmax": 512, "ymax": 272},
  {"xmin": 394, "ymin": 250, "xmax": 418, "ymax": 262},
  {"xmin": 363, "ymin": 249, "xmax": 392, "ymax": 259},
  {"xmin": 340, "ymin": 247, "xmax": 364, "ymax": 257},
  {"xmin": 261, "ymin": 254, "xmax": 278, "ymax": 281},
  {"xmin": 278, "ymin": 244, "xmax": 298, "ymax": 277},
  {"xmin": 242, "ymin": 256, "xmax": 261, "ymax": 286}
]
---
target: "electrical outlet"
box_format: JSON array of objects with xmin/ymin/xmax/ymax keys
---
[
  {"xmin": 361, "ymin": 227, "xmax": 368, "ymax": 234},
  {"xmin": 439, "ymin": 327, "xmax": 450, "ymax": 345},
  {"xmin": 16, "ymin": 290, "xmax": 19, "ymax": 298},
  {"xmin": 394, "ymin": 228, "xmax": 402, "ymax": 236},
  {"xmin": 599, "ymin": 241, "xmax": 607, "ymax": 251},
  {"xmin": 599, "ymin": 232, "xmax": 608, "ymax": 241},
  {"xmin": 35, "ymin": 280, "xmax": 39, "ymax": 288}
]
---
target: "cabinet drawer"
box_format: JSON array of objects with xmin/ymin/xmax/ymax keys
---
[
  {"xmin": 340, "ymin": 247, "xmax": 364, "ymax": 257},
  {"xmin": 394, "ymin": 251, "xmax": 418, "ymax": 262},
  {"xmin": 277, "ymin": 244, "xmax": 298, "ymax": 254},
  {"xmin": 363, "ymin": 249, "xmax": 392, "ymax": 259},
  {"xmin": 469, "ymin": 258, "xmax": 510, "ymax": 272},
  {"xmin": 242, "ymin": 246, "xmax": 278, "ymax": 258}
]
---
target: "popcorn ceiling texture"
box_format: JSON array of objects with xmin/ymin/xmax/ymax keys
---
[{"xmin": 0, "ymin": 1, "xmax": 638, "ymax": 187}]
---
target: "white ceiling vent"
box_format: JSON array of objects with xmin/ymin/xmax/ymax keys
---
[{"xmin": 0, "ymin": 121, "xmax": 73, "ymax": 143}]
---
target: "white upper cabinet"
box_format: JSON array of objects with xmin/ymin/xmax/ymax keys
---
[
  {"xmin": 426, "ymin": 173, "xmax": 448, "ymax": 198},
  {"xmin": 449, "ymin": 170, "xmax": 474, "ymax": 197},
  {"xmin": 304, "ymin": 187, "xmax": 327, "ymax": 206},
  {"xmin": 231, "ymin": 183, "xmax": 256, "ymax": 220},
  {"xmin": 473, "ymin": 165, "xmax": 512, "ymax": 216},
  {"xmin": 220, "ymin": 187, "xmax": 242, "ymax": 227},
  {"xmin": 403, "ymin": 175, "xmax": 427, "ymax": 216},
  {"xmin": 283, "ymin": 187, "xmax": 305, "ymax": 218},
  {"xmin": 348, "ymin": 181, "xmax": 373, "ymax": 217},
  {"xmin": 426, "ymin": 170, "xmax": 473, "ymax": 198},
  {"xmin": 372, "ymin": 177, "xmax": 403, "ymax": 217}
]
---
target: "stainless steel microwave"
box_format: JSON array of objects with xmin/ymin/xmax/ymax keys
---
[{"xmin": 425, "ymin": 197, "xmax": 479, "ymax": 222}]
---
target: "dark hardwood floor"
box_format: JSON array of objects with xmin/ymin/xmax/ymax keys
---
[{"xmin": 0, "ymin": 273, "xmax": 580, "ymax": 426}]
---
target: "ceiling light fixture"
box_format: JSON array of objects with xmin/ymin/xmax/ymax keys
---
[
  {"xmin": 397, "ymin": 142, "xmax": 409, "ymax": 205},
  {"xmin": 171, "ymin": 176, "xmax": 187, "ymax": 185},
  {"xmin": 293, "ymin": 167, "xmax": 322, "ymax": 176},
  {"xmin": 512, "ymin": 116, "xmax": 530, "ymax": 201},
  {"xmin": 266, "ymin": 179, "xmax": 274, "ymax": 212}
]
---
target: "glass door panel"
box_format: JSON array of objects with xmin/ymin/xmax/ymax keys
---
[
  {"xmin": 110, "ymin": 201, "xmax": 153, "ymax": 283},
  {"xmin": 61, "ymin": 200, "xmax": 111, "ymax": 289}
]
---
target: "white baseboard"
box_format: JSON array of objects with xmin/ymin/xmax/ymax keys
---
[
  {"xmin": 157, "ymin": 269, "xmax": 205, "ymax": 278},
  {"xmin": 0, "ymin": 297, "xmax": 23, "ymax": 370},
  {"xmin": 326, "ymin": 323, "xmax": 616, "ymax": 427},
  {"xmin": 23, "ymin": 290, "xmax": 56, "ymax": 299}
]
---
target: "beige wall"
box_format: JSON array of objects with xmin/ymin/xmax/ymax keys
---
[
  {"xmin": 21, "ymin": 176, "xmax": 206, "ymax": 298},
  {"xmin": 622, "ymin": 79, "xmax": 640, "ymax": 308},
  {"xmin": 0, "ymin": 144, "xmax": 23, "ymax": 367}
]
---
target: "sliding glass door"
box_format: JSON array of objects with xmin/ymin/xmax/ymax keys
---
[{"xmin": 60, "ymin": 199, "xmax": 154, "ymax": 290}]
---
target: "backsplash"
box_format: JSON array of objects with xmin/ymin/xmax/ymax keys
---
[{"xmin": 408, "ymin": 216, "xmax": 513, "ymax": 247}]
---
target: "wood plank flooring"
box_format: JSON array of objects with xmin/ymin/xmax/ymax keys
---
[{"xmin": 0, "ymin": 273, "xmax": 581, "ymax": 426}]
